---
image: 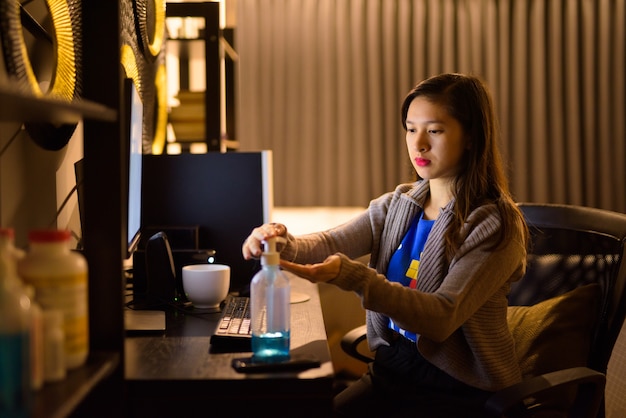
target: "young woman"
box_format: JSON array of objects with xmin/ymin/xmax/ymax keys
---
[{"xmin": 242, "ymin": 73, "xmax": 529, "ymax": 416}]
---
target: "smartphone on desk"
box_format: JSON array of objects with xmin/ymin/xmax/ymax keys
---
[{"xmin": 232, "ymin": 354, "xmax": 320, "ymax": 373}]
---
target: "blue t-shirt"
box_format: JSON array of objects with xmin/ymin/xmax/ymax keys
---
[{"xmin": 386, "ymin": 212, "xmax": 435, "ymax": 342}]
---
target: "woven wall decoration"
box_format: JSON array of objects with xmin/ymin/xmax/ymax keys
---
[
  {"xmin": 0, "ymin": 0, "xmax": 82, "ymax": 151},
  {"xmin": 134, "ymin": 0, "xmax": 166, "ymax": 61},
  {"xmin": 122, "ymin": 0, "xmax": 167, "ymax": 154}
]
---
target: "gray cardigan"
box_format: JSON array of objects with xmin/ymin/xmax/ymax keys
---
[{"xmin": 281, "ymin": 180, "xmax": 526, "ymax": 391}]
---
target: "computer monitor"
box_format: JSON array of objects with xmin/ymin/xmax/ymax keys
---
[
  {"xmin": 74, "ymin": 79, "xmax": 144, "ymax": 257},
  {"xmin": 140, "ymin": 151, "xmax": 273, "ymax": 294},
  {"xmin": 123, "ymin": 78, "xmax": 144, "ymax": 258}
]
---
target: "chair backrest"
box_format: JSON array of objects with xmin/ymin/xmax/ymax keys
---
[{"xmin": 511, "ymin": 203, "xmax": 626, "ymax": 374}]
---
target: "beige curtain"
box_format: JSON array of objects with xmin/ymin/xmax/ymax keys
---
[{"xmin": 236, "ymin": 0, "xmax": 625, "ymax": 212}]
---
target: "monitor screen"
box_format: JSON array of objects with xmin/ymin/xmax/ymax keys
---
[
  {"xmin": 124, "ymin": 78, "xmax": 144, "ymax": 258},
  {"xmin": 140, "ymin": 151, "xmax": 273, "ymax": 293},
  {"xmin": 74, "ymin": 80, "xmax": 144, "ymax": 257}
]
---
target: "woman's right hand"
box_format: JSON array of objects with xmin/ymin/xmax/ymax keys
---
[
  {"xmin": 280, "ymin": 255, "xmax": 341, "ymax": 284},
  {"xmin": 242, "ymin": 222, "xmax": 288, "ymax": 260}
]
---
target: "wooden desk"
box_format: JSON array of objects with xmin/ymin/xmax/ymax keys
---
[{"xmin": 124, "ymin": 274, "xmax": 335, "ymax": 417}]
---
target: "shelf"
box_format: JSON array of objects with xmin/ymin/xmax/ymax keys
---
[
  {"xmin": 166, "ymin": 1, "xmax": 222, "ymax": 152},
  {"xmin": 32, "ymin": 351, "xmax": 120, "ymax": 418},
  {"xmin": 166, "ymin": 36, "xmax": 204, "ymax": 41},
  {"xmin": 0, "ymin": 85, "xmax": 117, "ymax": 123}
]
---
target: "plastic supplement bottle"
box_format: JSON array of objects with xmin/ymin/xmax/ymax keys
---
[
  {"xmin": 42, "ymin": 310, "xmax": 66, "ymax": 382},
  {"xmin": 18, "ymin": 230, "xmax": 89, "ymax": 370},
  {"xmin": 250, "ymin": 236, "xmax": 290, "ymax": 363},
  {"xmin": 23, "ymin": 285, "xmax": 44, "ymax": 391},
  {"xmin": 0, "ymin": 228, "xmax": 32, "ymax": 418}
]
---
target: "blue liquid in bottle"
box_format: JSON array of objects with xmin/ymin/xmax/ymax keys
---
[
  {"xmin": 0, "ymin": 333, "xmax": 31, "ymax": 418},
  {"xmin": 251, "ymin": 330, "xmax": 291, "ymax": 363}
]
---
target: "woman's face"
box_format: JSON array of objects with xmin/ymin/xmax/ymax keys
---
[{"xmin": 405, "ymin": 96, "xmax": 469, "ymax": 183}]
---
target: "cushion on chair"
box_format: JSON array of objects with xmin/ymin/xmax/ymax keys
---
[{"xmin": 507, "ymin": 283, "xmax": 601, "ymax": 378}]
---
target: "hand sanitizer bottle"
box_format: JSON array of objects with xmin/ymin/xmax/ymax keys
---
[{"xmin": 250, "ymin": 237, "xmax": 290, "ymax": 363}]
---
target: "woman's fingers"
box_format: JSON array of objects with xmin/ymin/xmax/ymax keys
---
[
  {"xmin": 280, "ymin": 255, "xmax": 341, "ymax": 283},
  {"xmin": 242, "ymin": 223, "xmax": 287, "ymax": 259}
]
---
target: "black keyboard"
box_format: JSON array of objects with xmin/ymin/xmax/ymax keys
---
[{"xmin": 210, "ymin": 295, "xmax": 252, "ymax": 352}]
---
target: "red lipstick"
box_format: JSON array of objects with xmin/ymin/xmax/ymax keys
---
[{"xmin": 415, "ymin": 158, "xmax": 430, "ymax": 167}]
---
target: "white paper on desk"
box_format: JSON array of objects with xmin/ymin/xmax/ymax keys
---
[{"xmin": 124, "ymin": 310, "xmax": 166, "ymax": 332}]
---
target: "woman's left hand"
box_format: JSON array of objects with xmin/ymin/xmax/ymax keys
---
[{"xmin": 280, "ymin": 255, "xmax": 341, "ymax": 284}]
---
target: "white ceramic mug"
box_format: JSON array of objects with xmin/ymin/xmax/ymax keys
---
[{"xmin": 182, "ymin": 264, "xmax": 230, "ymax": 309}]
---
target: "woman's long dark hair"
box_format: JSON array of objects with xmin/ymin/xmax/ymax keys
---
[{"xmin": 401, "ymin": 73, "xmax": 528, "ymax": 257}]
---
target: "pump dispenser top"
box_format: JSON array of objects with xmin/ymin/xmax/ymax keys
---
[{"xmin": 261, "ymin": 236, "xmax": 283, "ymax": 266}]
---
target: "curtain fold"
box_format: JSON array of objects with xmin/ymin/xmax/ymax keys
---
[{"xmin": 237, "ymin": 0, "xmax": 625, "ymax": 213}]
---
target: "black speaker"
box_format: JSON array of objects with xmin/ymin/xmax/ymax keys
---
[{"xmin": 131, "ymin": 231, "xmax": 178, "ymax": 309}]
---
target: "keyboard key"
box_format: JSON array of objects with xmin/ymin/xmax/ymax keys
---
[{"xmin": 210, "ymin": 295, "xmax": 253, "ymax": 353}]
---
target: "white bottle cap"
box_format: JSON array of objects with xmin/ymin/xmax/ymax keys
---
[{"xmin": 261, "ymin": 236, "xmax": 285, "ymax": 266}]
